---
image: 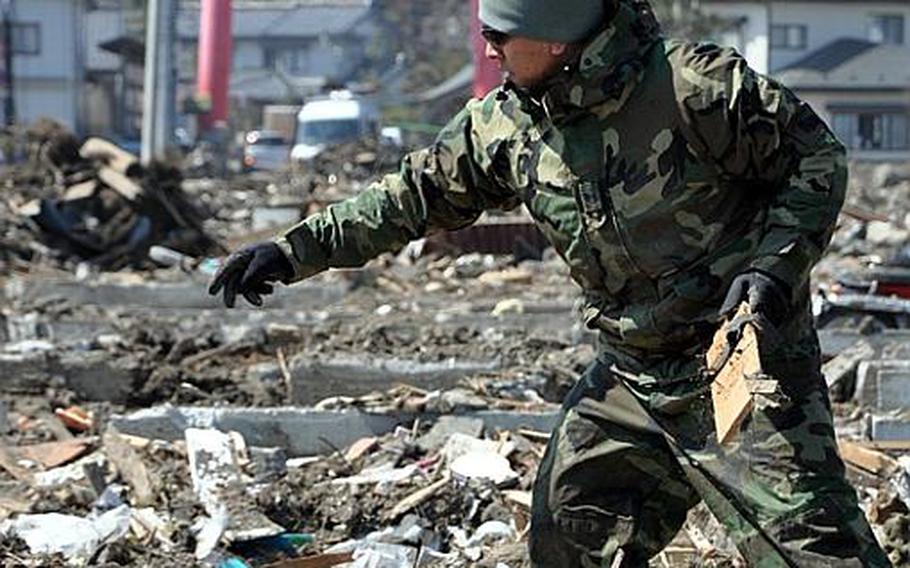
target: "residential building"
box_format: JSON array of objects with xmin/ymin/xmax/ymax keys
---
[
  {"xmin": 1, "ymin": 0, "xmax": 88, "ymax": 131},
  {"xmin": 83, "ymin": 0, "xmax": 144, "ymax": 140},
  {"xmin": 701, "ymin": 0, "xmax": 910, "ymax": 160}
]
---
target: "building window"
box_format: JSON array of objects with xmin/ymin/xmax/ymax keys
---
[
  {"xmin": 11, "ymin": 23, "xmax": 40, "ymax": 55},
  {"xmin": 770, "ymin": 24, "xmax": 807, "ymax": 50},
  {"xmin": 832, "ymin": 110, "xmax": 909, "ymax": 151},
  {"xmin": 868, "ymin": 14, "xmax": 904, "ymax": 45}
]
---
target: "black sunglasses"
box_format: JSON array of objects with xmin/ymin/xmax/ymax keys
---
[{"xmin": 481, "ymin": 25, "xmax": 510, "ymax": 47}]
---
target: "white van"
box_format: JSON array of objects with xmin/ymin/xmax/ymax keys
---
[{"xmin": 291, "ymin": 91, "xmax": 380, "ymax": 162}]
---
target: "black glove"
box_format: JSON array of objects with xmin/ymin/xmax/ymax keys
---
[
  {"xmin": 719, "ymin": 270, "xmax": 790, "ymax": 326},
  {"xmin": 208, "ymin": 242, "xmax": 294, "ymax": 308}
]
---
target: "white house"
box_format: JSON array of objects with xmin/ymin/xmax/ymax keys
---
[
  {"xmin": 1, "ymin": 0, "xmax": 87, "ymax": 131},
  {"xmin": 701, "ymin": 0, "xmax": 910, "ymax": 160}
]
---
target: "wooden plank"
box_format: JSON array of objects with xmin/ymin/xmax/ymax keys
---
[
  {"xmin": 0, "ymin": 439, "xmax": 34, "ymax": 483},
  {"xmin": 708, "ymin": 304, "xmax": 761, "ymax": 445},
  {"xmin": 863, "ymin": 440, "xmax": 910, "ymax": 451},
  {"xmin": 104, "ymin": 429, "xmax": 155, "ymax": 507},
  {"xmin": 98, "ymin": 166, "xmax": 143, "ymax": 201},
  {"xmin": 80, "ymin": 137, "xmax": 140, "ymax": 176},
  {"xmin": 838, "ymin": 439, "xmax": 898, "ymax": 475},
  {"xmin": 386, "ymin": 471, "xmax": 451, "ymax": 520},
  {"xmin": 17, "ymin": 438, "xmax": 94, "ymax": 469}
]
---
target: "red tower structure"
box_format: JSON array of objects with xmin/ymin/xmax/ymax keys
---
[{"xmin": 196, "ymin": 0, "xmax": 232, "ymax": 131}]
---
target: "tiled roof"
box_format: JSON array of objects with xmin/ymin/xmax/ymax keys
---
[{"xmin": 780, "ymin": 38, "xmax": 878, "ymax": 72}]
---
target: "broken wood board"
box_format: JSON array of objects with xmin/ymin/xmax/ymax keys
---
[
  {"xmin": 386, "ymin": 471, "xmax": 451, "ymax": 519},
  {"xmin": 706, "ymin": 303, "xmax": 761, "ymax": 446},
  {"xmin": 98, "ymin": 167, "xmax": 143, "ymax": 201},
  {"xmin": 62, "ymin": 180, "xmax": 98, "ymax": 202},
  {"xmin": 863, "ymin": 440, "xmax": 910, "ymax": 452},
  {"xmin": 185, "ymin": 428, "xmax": 284, "ymax": 543},
  {"xmin": 0, "ymin": 439, "xmax": 34, "ymax": 483},
  {"xmin": 503, "ymin": 490, "xmax": 532, "ymax": 509},
  {"xmin": 17, "ymin": 438, "xmax": 94, "ymax": 469},
  {"xmin": 104, "ymin": 429, "xmax": 155, "ymax": 507},
  {"xmin": 81, "ymin": 137, "xmax": 140, "ymax": 176},
  {"xmin": 838, "ymin": 440, "xmax": 898, "ymax": 475}
]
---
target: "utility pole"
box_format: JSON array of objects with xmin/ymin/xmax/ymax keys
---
[
  {"xmin": 141, "ymin": 0, "xmax": 176, "ymax": 163},
  {"xmin": 1, "ymin": 0, "xmax": 15, "ymax": 128}
]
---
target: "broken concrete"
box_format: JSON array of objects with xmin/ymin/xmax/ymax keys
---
[
  {"xmin": 289, "ymin": 354, "xmax": 502, "ymax": 404},
  {"xmin": 108, "ymin": 406, "xmax": 559, "ymax": 457},
  {"xmin": 855, "ymin": 360, "xmax": 910, "ymax": 411},
  {"xmin": 4, "ymin": 277, "xmax": 348, "ymax": 310}
]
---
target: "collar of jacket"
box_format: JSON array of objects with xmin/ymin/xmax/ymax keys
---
[{"xmin": 505, "ymin": 0, "xmax": 662, "ymax": 123}]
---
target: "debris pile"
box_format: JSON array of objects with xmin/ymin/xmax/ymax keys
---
[
  {"xmin": 1, "ymin": 151, "xmax": 910, "ymax": 566},
  {"xmin": 0, "ymin": 126, "xmax": 221, "ymax": 275}
]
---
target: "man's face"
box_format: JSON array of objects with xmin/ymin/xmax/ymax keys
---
[{"xmin": 482, "ymin": 27, "xmax": 569, "ymax": 88}]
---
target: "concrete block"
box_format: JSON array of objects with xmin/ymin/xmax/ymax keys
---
[
  {"xmin": 855, "ymin": 360, "xmax": 910, "ymax": 411},
  {"xmin": 110, "ymin": 406, "xmax": 402, "ymax": 457},
  {"xmin": 4, "ymin": 277, "xmax": 347, "ymax": 310},
  {"xmin": 109, "ymin": 406, "xmax": 561, "ymax": 457},
  {"xmin": 289, "ymin": 354, "xmax": 501, "ymax": 405},
  {"xmin": 52, "ymin": 351, "xmax": 138, "ymax": 404},
  {"xmin": 817, "ymin": 330, "xmax": 864, "ymax": 358},
  {"xmin": 871, "ymin": 415, "xmax": 910, "ymax": 442},
  {"xmin": 822, "ymin": 339, "xmax": 876, "ymax": 394},
  {"xmin": 0, "ymin": 352, "xmax": 51, "ymax": 392},
  {"xmin": 471, "ymin": 409, "xmax": 560, "ymax": 434},
  {"xmin": 416, "ymin": 416, "xmax": 484, "ymax": 452}
]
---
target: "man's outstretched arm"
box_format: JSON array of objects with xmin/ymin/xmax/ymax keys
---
[{"xmin": 210, "ymin": 98, "xmax": 520, "ymax": 307}]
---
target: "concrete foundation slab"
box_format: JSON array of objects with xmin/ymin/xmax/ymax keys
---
[
  {"xmin": 4, "ymin": 278, "xmax": 348, "ymax": 310},
  {"xmin": 288, "ymin": 354, "xmax": 502, "ymax": 405},
  {"xmin": 108, "ymin": 406, "xmax": 560, "ymax": 457}
]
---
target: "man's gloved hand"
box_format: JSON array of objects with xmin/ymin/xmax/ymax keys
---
[
  {"xmin": 719, "ymin": 270, "xmax": 790, "ymax": 326},
  {"xmin": 208, "ymin": 242, "xmax": 294, "ymax": 308}
]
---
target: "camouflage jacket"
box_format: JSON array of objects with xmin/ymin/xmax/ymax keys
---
[{"xmin": 276, "ymin": 0, "xmax": 846, "ymax": 360}]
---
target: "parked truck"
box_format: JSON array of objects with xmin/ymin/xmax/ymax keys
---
[{"xmin": 290, "ymin": 91, "xmax": 381, "ymax": 162}]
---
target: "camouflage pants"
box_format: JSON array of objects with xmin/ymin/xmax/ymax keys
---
[{"xmin": 529, "ymin": 334, "xmax": 891, "ymax": 567}]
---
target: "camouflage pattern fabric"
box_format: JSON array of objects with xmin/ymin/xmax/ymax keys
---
[
  {"xmin": 273, "ymin": 0, "xmax": 889, "ymax": 563},
  {"xmin": 276, "ymin": 0, "xmax": 845, "ymax": 363},
  {"xmin": 529, "ymin": 306, "xmax": 891, "ymax": 567}
]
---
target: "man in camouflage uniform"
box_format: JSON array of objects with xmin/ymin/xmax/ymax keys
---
[{"xmin": 210, "ymin": 0, "xmax": 891, "ymax": 565}]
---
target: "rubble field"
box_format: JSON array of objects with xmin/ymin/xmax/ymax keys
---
[{"xmin": 1, "ymin": 131, "xmax": 910, "ymax": 567}]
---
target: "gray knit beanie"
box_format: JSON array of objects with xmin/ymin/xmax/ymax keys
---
[{"xmin": 479, "ymin": 0, "xmax": 605, "ymax": 43}]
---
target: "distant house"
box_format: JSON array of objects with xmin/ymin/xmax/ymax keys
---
[
  {"xmin": 1, "ymin": 0, "xmax": 86, "ymax": 131},
  {"xmin": 701, "ymin": 0, "xmax": 910, "ymax": 160},
  {"xmin": 83, "ymin": 1, "xmax": 144, "ymax": 140}
]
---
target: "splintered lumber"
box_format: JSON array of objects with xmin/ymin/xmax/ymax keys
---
[
  {"xmin": 80, "ymin": 137, "xmax": 140, "ymax": 177},
  {"xmin": 103, "ymin": 429, "xmax": 155, "ymax": 507},
  {"xmin": 838, "ymin": 440, "xmax": 898, "ymax": 475},
  {"xmin": 386, "ymin": 471, "xmax": 452, "ymax": 519},
  {"xmin": 0, "ymin": 439, "xmax": 34, "ymax": 483},
  {"xmin": 17, "ymin": 438, "xmax": 94, "ymax": 469},
  {"xmin": 706, "ymin": 303, "xmax": 762, "ymax": 445},
  {"xmin": 98, "ymin": 167, "xmax": 143, "ymax": 201}
]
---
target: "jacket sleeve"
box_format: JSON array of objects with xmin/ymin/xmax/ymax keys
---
[
  {"xmin": 274, "ymin": 99, "xmax": 520, "ymax": 281},
  {"xmin": 676, "ymin": 44, "xmax": 847, "ymax": 298}
]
